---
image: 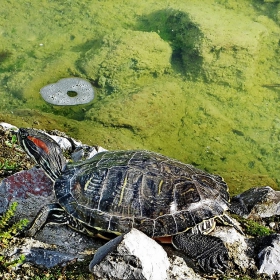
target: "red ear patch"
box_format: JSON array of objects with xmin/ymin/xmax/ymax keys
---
[{"xmin": 27, "ymin": 136, "xmax": 49, "ymax": 154}]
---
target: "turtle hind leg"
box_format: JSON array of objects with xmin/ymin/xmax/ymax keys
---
[{"xmin": 172, "ymin": 232, "xmax": 228, "ymax": 273}]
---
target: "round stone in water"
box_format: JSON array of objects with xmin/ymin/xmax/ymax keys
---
[{"xmin": 40, "ymin": 77, "xmax": 94, "ymax": 106}]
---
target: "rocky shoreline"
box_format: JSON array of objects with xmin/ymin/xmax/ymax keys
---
[{"xmin": 0, "ymin": 122, "xmax": 279, "ymax": 279}]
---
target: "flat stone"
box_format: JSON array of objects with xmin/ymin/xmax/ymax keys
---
[
  {"xmin": 40, "ymin": 77, "xmax": 94, "ymax": 106},
  {"xmin": 0, "ymin": 167, "xmax": 53, "ymax": 215},
  {"xmin": 3, "ymin": 237, "xmax": 81, "ymax": 269},
  {"xmin": 25, "ymin": 248, "xmax": 77, "ymax": 269},
  {"xmin": 90, "ymin": 228, "xmax": 170, "ymax": 280}
]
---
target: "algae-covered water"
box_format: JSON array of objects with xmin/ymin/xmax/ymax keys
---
[{"xmin": 0, "ymin": 0, "xmax": 279, "ymax": 195}]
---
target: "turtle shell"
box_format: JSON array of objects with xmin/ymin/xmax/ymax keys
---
[{"xmin": 54, "ymin": 150, "xmax": 229, "ymax": 237}]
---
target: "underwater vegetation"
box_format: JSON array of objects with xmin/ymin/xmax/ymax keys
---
[
  {"xmin": 0, "ymin": 0, "xmax": 279, "ymax": 195},
  {"xmin": 262, "ymin": 84, "xmax": 280, "ymax": 88},
  {"xmin": 0, "ymin": 50, "xmax": 12, "ymax": 64}
]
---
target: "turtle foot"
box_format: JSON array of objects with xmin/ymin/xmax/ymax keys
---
[{"xmin": 172, "ymin": 232, "xmax": 228, "ymax": 273}]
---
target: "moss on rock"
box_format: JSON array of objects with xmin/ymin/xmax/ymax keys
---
[
  {"xmin": 79, "ymin": 30, "xmax": 172, "ymax": 95},
  {"xmin": 139, "ymin": 6, "xmax": 268, "ymax": 89}
]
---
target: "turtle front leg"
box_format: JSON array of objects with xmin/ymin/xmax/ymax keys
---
[
  {"xmin": 172, "ymin": 232, "xmax": 228, "ymax": 273},
  {"xmin": 24, "ymin": 203, "xmax": 67, "ymax": 237}
]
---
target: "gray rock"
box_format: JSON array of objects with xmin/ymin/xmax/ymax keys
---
[
  {"xmin": 0, "ymin": 167, "xmax": 54, "ymax": 216},
  {"xmin": 71, "ymin": 147, "xmax": 85, "ymax": 162},
  {"xmin": 90, "ymin": 228, "xmax": 170, "ymax": 280},
  {"xmin": 212, "ymin": 226, "xmax": 256, "ymax": 272},
  {"xmin": 230, "ymin": 186, "xmax": 280, "ymax": 218},
  {"xmin": 258, "ymin": 234, "xmax": 280, "ymax": 276},
  {"xmin": 3, "ymin": 237, "xmax": 82, "ymax": 269},
  {"xmin": 71, "ymin": 145, "xmax": 107, "ymax": 162},
  {"xmin": 24, "ymin": 248, "xmax": 77, "ymax": 269},
  {"xmin": 167, "ymin": 256, "xmax": 205, "ymax": 280}
]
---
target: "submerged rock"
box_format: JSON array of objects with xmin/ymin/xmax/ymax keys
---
[
  {"xmin": 142, "ymin": 5, "xmax": 267, "ymax": 89},
  {"xmin": 79, "ymin": 30, "xmax": 172, "ymax": 94}
]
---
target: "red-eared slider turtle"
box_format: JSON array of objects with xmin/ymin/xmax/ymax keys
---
[{"xmin": 17, "ymin": 128, "xmax": 242, "ymax": 273}]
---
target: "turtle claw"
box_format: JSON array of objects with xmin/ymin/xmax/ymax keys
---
[
  {"xmin": 217, "ymin": 252, "xmax": 229, "ymax": 269},
  {"xmin": 210, "ymin": 253, "xmax": 228, "ymax": 274},
  {"xmin": 199, "ymin": 255, "xmax": 224, "ymax": 274},
  {"xmin": 198, "ymin": 257, "xmax": 210, "ymax": 273}
]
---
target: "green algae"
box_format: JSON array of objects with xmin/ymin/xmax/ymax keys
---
[
  {"xmin": 232, "ymin": 214, "xmax": 274, "ymax": 237},
  {"xmin": 0, "ymin": 0, "xmax": 279, "ymax": 196},
  {"xmin": 78, "ymin": 30, "xmax": 172, "ymax": 95}
]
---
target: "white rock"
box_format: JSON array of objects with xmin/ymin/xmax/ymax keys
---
[
  {"xmin": 91, "ymin": 228, "xmax": 170, "ymax": 280},
  {"xmin": 87, "ymin": 146, "xmax": 108, "ymax": 159},
  {"xmin": 258, "ymin": 234, "xmax": 280, "ymax": 276},
  {"xmin": 49, "ymin": 135, "xmax": 73, "ymax": 151},
  {"xmin": 0, "ymin": 122, "xmax": 18, "ymax": 131}
]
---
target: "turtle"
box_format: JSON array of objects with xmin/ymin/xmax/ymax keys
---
[{"xmin": 17, "ymin": 128, "xmax": 242, "ymax": 273}]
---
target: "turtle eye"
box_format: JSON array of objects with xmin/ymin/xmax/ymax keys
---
[
  {"xmin": 18, "ymin": 128, "xmax": 28, "ymax": 139},
  {"xmin": 27, "ymin": 136, "xmax": 50, "ymax": 154}
]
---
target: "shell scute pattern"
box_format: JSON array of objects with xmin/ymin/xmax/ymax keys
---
[
  {"xmin": 54, "ymin": 150, "xmax": 229, "ymax": 237},
  {"xmin": 173, "ymin": 211, "xmax": 196, "ymax": 233},
  {"xmin": 154, "ymin": 214, "xmax": 178, "ymax": 236}
]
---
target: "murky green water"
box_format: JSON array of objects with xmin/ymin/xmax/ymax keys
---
[{"xmin": 0, "ymin": 0, "xmax": 279, "ymax": 195}]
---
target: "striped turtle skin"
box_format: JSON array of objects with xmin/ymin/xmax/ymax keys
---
[{"xmin": 17, "ymin": 128, "xmax": 241, "ymax": 273}]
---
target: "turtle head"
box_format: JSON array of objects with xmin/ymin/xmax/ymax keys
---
[{"xmin": 17, "ymin": 128, "xmax": 67, "ymax": 181}]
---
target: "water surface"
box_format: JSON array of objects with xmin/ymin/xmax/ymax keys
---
[{"xmin": 0, "ymin": 0, "xmax": 279, "ymax": 195}]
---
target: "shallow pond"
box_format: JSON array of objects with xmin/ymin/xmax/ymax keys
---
[{"xmin": 0, "ymin": 0, "xmax": 279, "ymax": 195}]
